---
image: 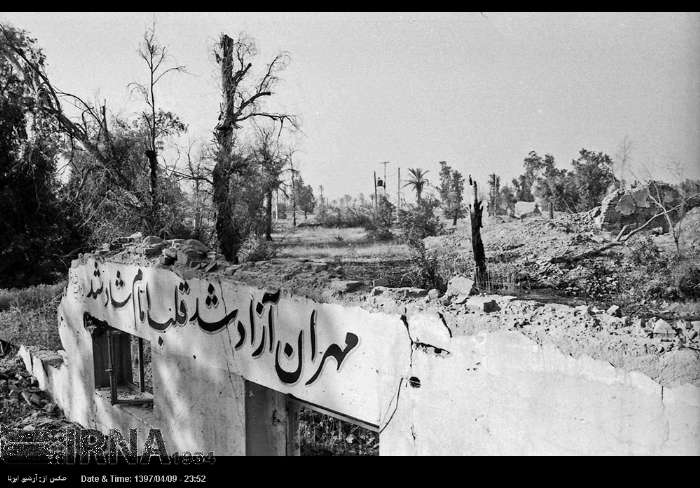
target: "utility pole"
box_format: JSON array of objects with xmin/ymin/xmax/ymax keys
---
[
  {"xmin": 397, "ymin": 167, "xmax": 401, "ymax": 209},
  {"xmin": 373, "ymin": 171, "xmax": 378, "ymax": 211},
  {"xmin": 290, "ymin": 163, "xmax": 299, "ymax": 228}
]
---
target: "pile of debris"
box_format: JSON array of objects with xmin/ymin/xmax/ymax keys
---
[
  {"xmin": 95, "ymin": 232, "xmax": 219, "ymax": 270},
  {"xmin": 594, "ymin": 183, "xmax": 696, "ymax": 233},
  {"xmin": 362, "ymin": 280, "xmax": 700, "ymax": 386},
  {"xmin": 0, "ymin": 345, "xmax": 76, "ymax": 432},
  {"xmin": 88, "ymin": 233, "xmax": 393, "ymax": 303}
]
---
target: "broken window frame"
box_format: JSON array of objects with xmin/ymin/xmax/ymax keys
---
[
  {"xmin": 88, "ymin": 320, "xmax": 153, "ymax": 407},
  {"xmin": 105, "ymin": 330, "xmax": 152, "ymax": 407}
]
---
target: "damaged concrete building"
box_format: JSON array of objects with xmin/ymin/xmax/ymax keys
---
[
  {"xmin": 595, "ymin": 182, "xmax": 696, "ymax": 234},
  {"xmin": 17, "ymin": 235, "xmax": 700, "ymax": 455}
]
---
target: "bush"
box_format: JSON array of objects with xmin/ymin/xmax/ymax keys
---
[
  {"xmin": 397, "ymin": 197, "xmax": 444, "ymax": 246},
  {"xmin": 365, "ymin": 195, "xmax": 395, "ymax": 241},
  {"xmin": 238, "ymin": 235, "xmax": 277, "ymax": 262},
  {"xmin": 318, "ymin": 203, "xmax": 373, "ymax": 228},
  {"xmin": 397, "ymin": 198, "xmax": 446, "ymax": 290},
  {"xmin": 0, "ymin": 282, "xmax": 65, "ymax": 349},
  {"xmin": 674, "ymin": 261, "xmax": 700, "ymax": 298},
  {"xmin": 628, "ymin": 236, "xmax": 662, "ymax": 268},
  {"xmin": 0, "ymin": 282, "xmax": 66, "ymax": 311},
  {"xmin": 401, "ymin": 240, "xmax": 445, "ymax": 291}
]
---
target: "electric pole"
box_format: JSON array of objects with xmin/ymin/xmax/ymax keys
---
[
  {"xmin": 373, "ymin": 171, "xmax": 378, "ymax": 211},
  {"xmin": 397, "ymin": 167, "xmax": 401, "ymax": 209}
]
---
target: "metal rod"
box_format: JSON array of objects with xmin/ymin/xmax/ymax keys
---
[
  {"xmin": 105, "ymin": 331, "xmax": 117, "ymax": 405},
  {"xmin": 138, "ymin": 337, "xmax": 145, "ymax": 393},
  {"xmin": 287, "ymin": 395, "xmax": 379, "ymax": 433},
  {"xmin": 397, "ymin": 167, "xmax": 401, "ymax": 210},
  {"xmin": 373, "ymin": 171, "xmax": 377, "ymax": 211}
]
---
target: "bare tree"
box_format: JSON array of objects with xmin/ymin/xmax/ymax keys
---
[
  {"xmin": 645, "ymin": 163, "xmax": 699, "ymax": 258},
  {"xmin": 615, "ymin": 136, "xmax": 633, "ymax": 190},
  {"xmin": 167, "ymin": 140, "xmax": 216, "ymax": 242},
  {"xmin": 252, "ymin": 123, "xmax": 288, "ymax": 240},
  {"xmin": 0, "ymin": 22, "xmax": 176, "ymax": 231},
  {"xmin": 1, "ymin": 24, "xmax": 132, "ymax": 194},
  {"xmin": 468, "ymin": 175, "xmax": 487, "ymax": 284},
  {"xmin": 289, "ymin": 160, "xmax": 299, "ymax": 228},
  {"xmin": 212, "ymin": 33, "xmax": 297, "ymax": 261},
  {"xmin": 129, "ymin": 23, "xmax": 187, "ymax": 234},
  {"xmin": 487, "ymin": 173, "xmax": 501, "ymax": 217}
]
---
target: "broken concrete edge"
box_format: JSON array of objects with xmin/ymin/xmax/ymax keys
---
[{"xmin": 17, "ymin": 344, "xmax": 64, "ymax": 392}]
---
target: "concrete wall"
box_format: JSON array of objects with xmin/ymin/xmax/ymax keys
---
[
  {"xmin": 25, "ymin": 256, "xmax": 700, "ymax": 455},
  {"xmin": 46, "ymin": 257, "xmax": 409, "ymax": 455},
  {"xmin": 379, "ymin": 328, "xmax": 700, "ymax": 455}
]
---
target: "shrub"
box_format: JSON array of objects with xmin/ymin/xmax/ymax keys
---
[
  {"xmin": 628, "ymin": 236, "xmax": 661, "ymax": 268},
  {"xmin": 397, "ymin": 198, "xmax": 446, "ymax": 290},
  {"xmin": 397, "ymin": 197, "xmax": 444, "ymax": 246},
  {"xmin": 400, "ymin": 240, "xmax": 445, "ymax": 291},
  {"xmin": 0, "ymin": 282, "xmax": 65, "ymax": 349},
  {"xmin": 365, "ymin": 195, "xmax": 395, "ymax": 241},
  {"xmin": 673, "ymin": 261, "xmax": 700, "ymax": 298},
  {"xmin": 238, "ymin": 235, "xmax": 277, "ymax": 262},
  {"xmin": 318, "ymin": 202, "xmax": 373, "ymax": 228}
]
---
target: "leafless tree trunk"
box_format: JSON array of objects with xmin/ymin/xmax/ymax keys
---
[
  {"xmin": 1, "ymin": 23, "xmax": 188, "ymax": 233},
  {"xmin": 290, "ymin": 165, "xmax": 298, "ymax": 228},
  {"xmin": 253, "ymin": 124, "xmax": 287, "ymax": 241},
  {"xmin": 1, "ymin": 25, "xmax": 139, "ymax": 205},
  {"xmin": 615, "ymin": 136, "xmax": 633, "ymax": 190},
  {"xmin": 129, "ymin": 23, "xmax": 185, "ymax": 235},
  {"xmin": 212, "ymin": 33, "xmax": 296, "ymax": 261},
  {"xmin": 646, "ymin": 177, "xmax": 698, "ymax": 259},
  {"xmin": 469, "ymin": 176, "xmax": 487, "ymax": 285},
  {"xmin": 265, "ymin": 190, "xmax": 274, "ymax": 240}
]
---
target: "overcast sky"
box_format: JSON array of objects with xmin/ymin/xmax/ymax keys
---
[{"xmin": 2, "ymin": 12, "xmax": 699, "ymax": 201}]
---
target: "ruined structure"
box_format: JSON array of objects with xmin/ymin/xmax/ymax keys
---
[
  {"xmin": 18, "ymin": 235, "xmax": 700, "ymax": 455},
  {"xmin": 595, "ymin": 183, "xmax": 686, "ymax": 233}
]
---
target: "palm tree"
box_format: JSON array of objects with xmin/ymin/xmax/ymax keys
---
[{"xmin": 404, "ymin": 168, "xmax": 429, "ymax": 202}]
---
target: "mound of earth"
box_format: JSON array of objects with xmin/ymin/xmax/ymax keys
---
[{"xmin": 429, "ymin": 211, "xmax": 699, "ymax": 320}]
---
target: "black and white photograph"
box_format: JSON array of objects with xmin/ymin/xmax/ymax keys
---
[{"xmin": 0, "ymin": 11, "xmax": 698, "ymax": 470}]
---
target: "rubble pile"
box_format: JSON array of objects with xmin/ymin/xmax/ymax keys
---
[
  {"xmin": 363, "ymin": 287, "xmax": 700, "ymax": 386},
  {"xmin": 0, "ymin": 348, "xmax": 76, "ymax": 432}
]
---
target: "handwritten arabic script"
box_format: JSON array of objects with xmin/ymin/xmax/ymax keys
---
[{"xmin": 75, "ymin": 263, "xmax": 360, "ymax": 387}]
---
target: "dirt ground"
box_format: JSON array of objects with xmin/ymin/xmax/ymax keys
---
[{"xmin": 231, "ymin": 211, "xmax": 699, "ymax": 320}]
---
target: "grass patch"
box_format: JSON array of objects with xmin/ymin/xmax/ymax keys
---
[
  {"xmin": 272, "ymin": 226, "xmax": 411, "ymax": 260},
  {"xmin": 0, "ymin": 282, "xmax": 65, "ymax": 350}
]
